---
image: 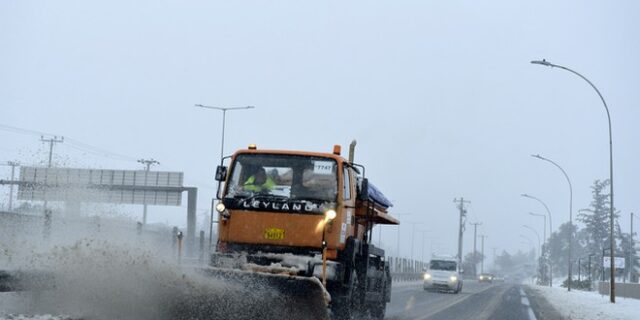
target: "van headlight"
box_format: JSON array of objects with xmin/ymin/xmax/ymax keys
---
[
  {"xmin": 450, "ymin": 275, "xmax": 458, "ymax": 282},
  {"xmin": 424, "ymin": 273, "xmax": 432, "ymax": 280}
]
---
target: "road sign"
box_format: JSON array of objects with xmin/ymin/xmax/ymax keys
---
[
  {"xmin": 17, "ymin": 166, "xmax": 184, "ymax": 206},
  {"xmin": 602, "ymin": 256, "xmax": 625, "ymax": 269}
]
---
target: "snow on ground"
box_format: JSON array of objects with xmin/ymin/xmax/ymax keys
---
[
  {"xmin": 0, "ymin": 315, "xmax": 75, "ymax": 320},
  {"xmin": 529, "ymin": 285, "xmax": 640, "ymax": 320}
]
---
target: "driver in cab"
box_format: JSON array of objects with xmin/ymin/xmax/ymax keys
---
[{"xmin": 243, "ymin": 167, "xmax": 276, "ymax": 193}]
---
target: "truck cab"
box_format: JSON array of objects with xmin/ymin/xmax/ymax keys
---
[{"xmin": 423, "ymin": 258, "xmax": 463, "ymax": 294}]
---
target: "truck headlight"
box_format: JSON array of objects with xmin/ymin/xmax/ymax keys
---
[
  {"xmin": 325, "ymin": 209, "xmax": 337, "ymax": 220},
  {"xmin": 450, "ymin": 275, "xmax": 458, "ymax": 282},
  {"xmin": 424, "ymin": 273, "xmax": 432, "ymax": 280},
  {"xmin": 216, "ymin": 203, "xmax": 226, "ymax": 213}
]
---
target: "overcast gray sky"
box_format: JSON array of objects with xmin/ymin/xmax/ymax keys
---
[{"xmin": 1, "ymin": 1, "xmax": 639, "ymax": 260}]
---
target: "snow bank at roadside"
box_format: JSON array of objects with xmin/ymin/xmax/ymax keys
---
[
  {"xmin": 529, "ymin": 285, "xmax": 640, "ymax": 320},
  {"xmin": 0, "ymin": 313, "xmax": 76, "ymax": 320}
]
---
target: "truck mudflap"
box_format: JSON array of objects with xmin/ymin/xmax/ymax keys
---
[{"xmin": 178, "ymin": 266, "xmax": 331, "ymax": 320}]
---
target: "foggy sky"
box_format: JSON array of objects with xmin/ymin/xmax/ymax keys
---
[{"xmin": 1, "ymin": 1, "xmax": 639, "ymax": 262}]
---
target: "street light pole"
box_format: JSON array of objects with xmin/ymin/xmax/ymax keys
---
[
  {"xmin": 529, "ymin": 212, "xmax": 547, "ymax": 250},
  {"xmin": 520, "ymin": 234, "xmax": 535, "ymax": 258},
  {"xmin": 394, "ymin": 213, "xmax": 412, "ymax": 258},
  {"xmin": 471, "ymin": 222, "xmax": 482, "ymax": 277},
  {"xmin": 523, "ymin": 225, "xmax": 541, "ymax": 260},
  {"xmin": 410, "ymin": 222, "xmax": 424, "ymax": 262},
  {"xmin": 522, "ymin": 193, "xmax": 553, "ymax": 286},
  {"xmin": 532, "ymin": 154, "xmax": 574, "ymax": 291},
  {"xmin": 531, "ymin": 59, "xmax": 615, "ymax": 302},
  {"xmin": 419, "ymin": 230, "xmax": 431, "ymax": 264},
  {"xmin": 480, "ymin": 234, "xmax": 487, "ymax": 274},
  {"xmin": 195, "ymin": 104, "xmax": 255, "ymax": 164}
]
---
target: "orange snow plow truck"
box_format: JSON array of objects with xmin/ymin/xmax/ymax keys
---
[{"xmin": 207, "ymin": 142, "xmax": 399, "ymax": 320}]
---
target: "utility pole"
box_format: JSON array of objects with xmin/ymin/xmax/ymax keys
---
[
  {"xmin": 40, "ymin": 135, "xmax": 64, "ymax": 237},
  {"xmin": 6, "ymin": 161, "xmax": 19, "ymax": 211},
  {"xmin": 631, "ymin": 212, "xmax": 635, "ymax": 282},
  {"xmin": 138, "ymin": 158, "xmax": 160, "ymax": 225},
  {"xmin": 471, "ymin": 222, "xmax": 482, "ymax": 277},
  {"xmin": 41, "ymin": 136, "xmax": 64, "ymax": 168},
  {"xmin": 480, "ymin": 234, "xmax": 487, "ymax": 274},
  {"xmin": 454, "ymin": 198, "xmax": 470, "ymax": 267},
  {"xmin": 492, "ymin": 247, "xmax": 498, "ymax": 271}
]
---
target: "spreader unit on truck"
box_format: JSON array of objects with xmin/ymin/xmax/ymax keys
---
[{"xmin": 208, "ymin": 143, "xmax": 399, "ymax": 319}]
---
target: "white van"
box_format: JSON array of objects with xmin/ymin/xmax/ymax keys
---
[{"xmin": 423, "ymin": 259, "xmax": 463, "ymax": 294}]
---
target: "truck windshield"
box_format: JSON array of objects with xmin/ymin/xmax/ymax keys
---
[
  {"xmin": 225, "ymin": 154, "xmax": 338, "ymax": 204},
  {"xmin": 430, "ymin": 260, "xmax": 457, "ymax": 271}
]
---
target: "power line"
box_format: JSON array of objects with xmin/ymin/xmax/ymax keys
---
[{"xmin": 0, "ymin": 123, "xmax": 138, "ymax": 162}]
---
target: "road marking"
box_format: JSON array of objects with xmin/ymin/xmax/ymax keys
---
[
  {"xmin": 520, "ymin": 287, "xmax": 537, "ymax": 320},
  {"xmin": 414, "ymin": 284, "xmax": 496, "ymax": 320}
]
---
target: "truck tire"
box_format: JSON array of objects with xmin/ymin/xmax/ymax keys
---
[
  {"xmin": 367, "ymin": 284, "xmax": 386, "ymax": 320},
  {"xmin": 331, "ymin": 271, "xmax": 361, "ymax": 320}
]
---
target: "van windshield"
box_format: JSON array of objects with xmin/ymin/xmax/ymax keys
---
[{"xmin": 430, "ymin": 260, "xmax": 457, "ymax": 271}]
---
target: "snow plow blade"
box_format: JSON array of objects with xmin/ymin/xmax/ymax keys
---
[{"xmin": 170, "ymin": 266, "xmax": 331, "ymax": 320}]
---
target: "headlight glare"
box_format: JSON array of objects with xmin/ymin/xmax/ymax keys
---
[
  {"xmin": 424, "ymin": 273, "xmax": 431, "ymax": 280},
  {"xmin": 215, "ymin": 202, "xmax": 226, "ymax": 213},
  {"xmin": 450, "ymin": 275, "xmax": 458, "ymax": 282},
  {"xmin": 325, "ymin": 209, "xmax": 337, "ymax": 220}
]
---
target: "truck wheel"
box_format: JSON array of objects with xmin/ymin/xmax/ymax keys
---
[
  {"xmin": 331, "ymin": 271, "xmax": 361, "ymax": 320},
  {"xmin": 368, "ymin": 302, "xmax": 386, "ymax": 320},
  {"xmin": 367, "ymin": 278, "xmax": 387, "ymax": 320}
]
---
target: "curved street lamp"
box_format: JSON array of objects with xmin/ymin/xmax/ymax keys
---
[
  {"xmin": 529, "ymin": 212, "xmax": 547, "ymax": 248},
  {"xmin": 531, "ymin": 59, "xmax": 615, "ymax": 302},
  {"xmin": 532, "ymin": 154, "xmax": 574, "ymax": 291},
  {"xmin": 195, "ymin": 104, "xmax": 255, "ymax": 164},
  {"xmin": 523, "ymin": 224, "xmax": 541, "ymax": 258},
  {"xmin": 522, "ymin": 193, "xmax": 553, "ymax": 286},
  {"xmin": 520, "ymin": 234, "xmax": 536, "ymax": 258}
]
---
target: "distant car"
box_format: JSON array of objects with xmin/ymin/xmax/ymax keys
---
[
  {"xmin": 478, "ymin": 273, "xmax": 494, "ymax": 283},
  {"xmin": 423, "ymin": 259, "xmax": 463, "ymax": 294}
]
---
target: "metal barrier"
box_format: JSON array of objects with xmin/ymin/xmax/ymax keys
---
[
  {"xmin": 598, "ymin": 282, "xmax": 640, "ymax": 299},
  {"xmin": 391, "ymin": 272, "xmax": 423, "ymax": 282}
]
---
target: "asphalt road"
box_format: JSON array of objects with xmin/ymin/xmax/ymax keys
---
[{"xmin": 385, "ymin": 280, "xmax": 563, "ymax": 320}]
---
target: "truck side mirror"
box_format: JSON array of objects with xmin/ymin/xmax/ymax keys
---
[
  {"xmin": 358, "ymin": 178, "xmax": 369, "ymax": 201},
  {"xmin": 215, "ymin": 165, "xmax": 227, "ymax": 181}
]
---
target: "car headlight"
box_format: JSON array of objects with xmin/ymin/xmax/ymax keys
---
[
  {"xmin": 423, "ymin": 273, "xmax": 432, "ymax": 280},
  {"xmin": 450, "ymin": 275, "xmax": 458, "ymax": 282},
  {"xmin": 216, "ymin": 202, "xmax": 226, "ymax": 213},
  {"xmin": 479, "ymin": 276, "xmax": 484, "ymax": 280}
]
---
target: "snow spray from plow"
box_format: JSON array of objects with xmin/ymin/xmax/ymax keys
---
[{"xmin": 0, "ymin": 216, "xmax": 329, "ymax": 320}]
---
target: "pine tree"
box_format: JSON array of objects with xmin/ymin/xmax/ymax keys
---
[{"xmin": 578, "ymin": 179, "xmax": 619, "ymax": 279}]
